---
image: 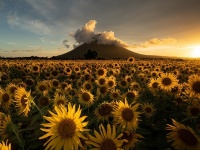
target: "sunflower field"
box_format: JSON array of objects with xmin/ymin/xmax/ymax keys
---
[{"xmin": 0, "ymin": 58, "xmax": 200, "ymax": 150}]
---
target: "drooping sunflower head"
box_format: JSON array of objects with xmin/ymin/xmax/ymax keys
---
[
  {"xmin": 14, "ymin": 87, "xmax": 32, "ymax": 117},
  {"xmin": 0, "ymin": 114, "xmax": 12, "ymax": 140},
  {"xmin": 166, "ymin": 119, "xmax": 200, "ymax": 150}
]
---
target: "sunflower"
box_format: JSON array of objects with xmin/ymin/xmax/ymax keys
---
[
  {"xmin": 158, "ymin": 72, "xmax": 178, "ymax": 92},
  {"xmin": 86, "ymin": 123, "xmax": 125, "ymax": 150},
  {"xmin": 109, "ymin": 89, "xmax": 122, "ymax": 100},
  {"xmin": 186, "ymin": 74, "xmax": 200, "ymax": 98},
  {"xmin": 118, "ymin": 79, "xmax": 129, "ymax": 89},
  {"xmin": 0, "ymin": 114, "xmax": 12, "ymax": 140},
  {"xmin": 96, "ymin": 68, "xmax": 107, "ymax": 77},
  {"xmin": 169, "ymin": 84, "xmax": 183, "ymax": 96},
  {"xmin": 122, "ymin": 89, "xmax": 139, "ymax": 102},
  {"xmin": 50, "ymin": 79, "xmax": 60, "ymax": 89},
  {"xmin": 96, "ymin": 76, "xmax": 107, "ymax": 87},
  {"xmin": 150, "ymin": 70, "xmax": 159, "ymax": 78},
  {"xmin": 14, "ymin": 87, "xmax": 32, "ymax": 117},
  {"xmin": 0, "ymin": 140, "xmax": 11, "ymax": 150},
  {"xmin": 50, "ymin": 69, "xmax": 59, "ymax": 78},
  {"xmin": 107, "ymin": 76, "xmax": 117, "ymax": 89},
  {"xmin": 166, "ymin": 119, "xmax": 200, "ymax": 150},
  {"xmin": 141, "ymin": 102, "xmax": 156, "ymax": 118},
  {"xmin": 148, "ymin": 78, "xmax": 160, "ymax": 95},
  {"xmin": 58, "ymin": 81, "xmax": 68, "ymax": 91},
  {"xmin": 53, "ymin": 94, "xmax": 68, "ymax": 107},
  {"xmin": 39, "ymin": 103, "xmax": 89, "ymax": 150},
  {"xmin": 31, "ymin": 63, "xmax": 40, "ymax": 72},
  {"xmin": 186, "ymin": 100, "xmax": 200, "ymax": 117},
  {"xmin": 125, "ymin": 75, "xmax": 133, "ymax": 85},
  {"xmin": 82, "ymin": 81, "xmax": 94, "ymax": 91},
  {"xmin": 68, "ymin": 88, "xmax": 77, "ymax": 101},
  {"xmin": 78, "ymin": 89, "xmax": 94, "ymax": 107},
  {"xmin": 94, "ymin": 102, "xmax": 114, "ymax": 122},
  {"xmin": 36, "ymin": 81, "xmax": 50, "ymax": 95},
  {"xmin": 38, "ymin": 94, "xmax": 51, "ymax": 107},
  {"xmin": 0, "ymin": 88, "xmax": 13, "ymax": 111},
  {"xmin": 127, "ymin": 57, "xmax": 135, "ymax": 63},
  {"xmin": 97, "ymin": 85, "xmax": 110, "ymax": 98},
  {"xmin": 64, "ymin": 66, "xmax": 72, "ymax": 75},
  {"xmin": 120, "ymin": 130, "xmax": 143, "ymax": 150},
  {"xmin": 112, "ymin": 98, "xmax": 141, "ymax": 131},
  {"xmin": 73, "ymin": 66, "xmax": 81, "ymax": 74},
  {"xmin": 130, "ymin": 81, "xmax": 141, "ymax": 92}
]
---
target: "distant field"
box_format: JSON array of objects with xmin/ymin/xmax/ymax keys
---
[{"xmin": 0, "ymin": 59, "xmax": 200, "ymax": 149}]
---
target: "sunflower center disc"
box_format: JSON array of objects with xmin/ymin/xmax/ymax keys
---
[
  {"xmin": 58, "ymin": 119, "xmax": 76, "ymax": 138},
  {"xmin": 192, "ymin": 81, "xmax": 200, "ymax": 94},
  {"xmin": 100, "ymin": 139, "xmax": 117, "ymax": 150},
  {"xmin": 162, "ymin": 78, "xmax": 172, "ymax": 86},
  {"xmin": 178, "ymin": 129, "xmax": 197, "ymax": 146},
  {"xmin": 122, "ymin": 108, "xmax": 134, "ymax": 122},
  {"xmin": 2, "ymin": 93, "xmax": 10, "ymax": 102}
]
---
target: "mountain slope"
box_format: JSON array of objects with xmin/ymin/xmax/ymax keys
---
[{"xmin": 56, "ymin": 42, "xmax": 164, "ymax": 59}]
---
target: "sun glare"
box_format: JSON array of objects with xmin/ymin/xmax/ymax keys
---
[{"xmin": 191, "ymin": 46, "xmax": 200, "ymax": 58}]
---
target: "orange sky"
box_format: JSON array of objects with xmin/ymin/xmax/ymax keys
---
[{"xmin": 0, "ymin": 0, "xmax": 200, "ymax": 58}]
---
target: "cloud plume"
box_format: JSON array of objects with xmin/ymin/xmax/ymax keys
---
[
  {"xmin": 140, "ymin": 38, "xmax": 176, "ymax": 48},
  {"xmin": 72, "ymin": 20, "xmax": 128, "ymax": 47}
]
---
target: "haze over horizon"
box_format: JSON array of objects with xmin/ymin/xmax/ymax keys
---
[{"xmin": 0, "ymin": 0, "xmax": 200, "ymax": 58}]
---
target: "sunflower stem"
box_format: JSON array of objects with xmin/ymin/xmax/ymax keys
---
[
  {"xmin": 11, "ymin": 122, "xmax": 25, "ymax": 149},
  {"xmin": 31, "ymin": 100, "xmax": 45, "ymax": 122},
  {"xmin": 180, "ymin": 116, "xmax": 198, "ymax": 123}
]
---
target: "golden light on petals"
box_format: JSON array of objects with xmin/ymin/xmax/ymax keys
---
[
  {"xmin": 112, "ymin": 98, "xmax": 140, "ymax": 130},
  {"xmin": 166, "ymin": 119, "xmax": 200, "ymax": 150},
  {"xmin": 86, "ymin": 124, "xmax": 125, "ymax": 150},
  {"xmin": 39, "ymin": 103, "xmax": 89, "ymax": 150}
]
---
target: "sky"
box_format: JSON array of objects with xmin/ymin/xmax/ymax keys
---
[{"xmin": 0, "ymin": 0, "xmax": 200, "ymax": 58}]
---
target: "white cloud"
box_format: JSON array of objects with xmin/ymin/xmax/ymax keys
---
[{"xmin": 72, "ymin": 20, "xmax": 128, "ymax": 47}]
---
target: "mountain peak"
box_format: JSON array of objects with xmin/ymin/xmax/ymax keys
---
[{"xmin": 55, "ymin": 42, "xmax": 160, "ymax": 59}]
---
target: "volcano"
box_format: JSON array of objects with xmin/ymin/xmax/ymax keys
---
[{"xmin": 55, "ymin": 42, "xmax": 164, "ymax": 59}]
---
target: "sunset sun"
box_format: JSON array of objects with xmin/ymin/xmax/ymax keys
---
[{"xmin": 191, "ymin": 46, "xmax": 200, "ymax": 58}]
